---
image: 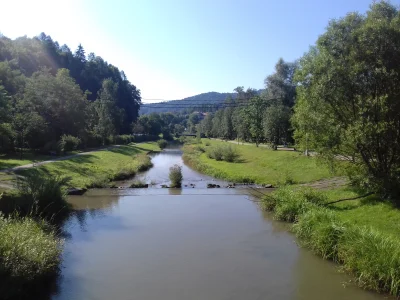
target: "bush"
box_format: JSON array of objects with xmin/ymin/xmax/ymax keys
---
[
  {"xmin": 169, "ymin": 164, "xmax": 183, "ymax": 188},
  {"xmin": 157, "ymin": 139, "xmax": 168, "ymax": 149},
  {"xmin": 115, "ymin": 135, "xmax": 134, "ymax": 145},
  {"xmin": 206, "ymin": 144, "xmax": 240, "ymax": 162},
  {"xmin": 15, "ymin": 172, "xmax": 70, "ymax": 220},
  {"xmin": 0, "ymin": 216, "xmax": 62, "ymax": 299},
  {"xmin": 204, "ymin": 140, "xmax": 211, "ymax": 146},
  {"xmin": 41, "ymin": 140, "xmax": 63, "ymax": 155},
  {"xmin": 60, "ymin": 135, "xmax": 81, "ymax": 152},
  {"xmin": 83, "ymin": 132, "xmax": 103, "ymax": 148}
]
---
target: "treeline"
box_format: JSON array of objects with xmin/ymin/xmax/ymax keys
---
[
  {"xmin": 0, "ymin": 33, "xmax": 141, "ymax": 154},
  {"xmin": 200, "ymin": 1, "xmax": 400, "ymax": 201},
  {"xmin": 133, "ymin": 110, "xmax": 208, "ymax": 138},
  {"xmin": 199, "ymin": 59, "xmax": 296, "ymax": 147}
]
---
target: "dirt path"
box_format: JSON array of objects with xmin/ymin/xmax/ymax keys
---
[
  {"xmin": 301, "ymin": 176, "xmax": 348, "ymax": 190},
  {"xmin": 0, "ymin": 145, "xmax": 120, "ymax": 173}
]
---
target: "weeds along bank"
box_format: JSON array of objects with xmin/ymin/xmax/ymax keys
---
[
  {"xmin": 262, "ymin": 186, "xmax": 400, "ymax": 297},
  {"xmin": 182, "ymin": 139, "xmax": 339, "ymax": 185},
  {"xmin": 0, "ymin": 174, "xmax": 68, "ymax": 299}
]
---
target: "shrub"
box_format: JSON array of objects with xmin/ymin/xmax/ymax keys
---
[
  {"xmin": 206, "ymin": 144, "xmax": 240, "ymax": 162},
  {"xmin": 115, "ymin": 135, "xmax": 134, "ymax": 145},
  {"xmin": 15, "ymin": 172, "xmax": 70, "ymax": 220},
  {"xmin": 41, "ymin": 140, "xmax": 63, "ymax": 155},
  {"xmin": 60, "ymin": 135, "xmax": 81, "ymax": 152},
  {"xmin": 157, "ymin": 139, "xmax": 168, "ymax": 149},
  {"xmin": 0, "ymin": 216, "xmax": 62, "ymax": 299},
  {"xmin": 204, "ymin": 140, "xmax": 211, "ymax": 146},
  {"xmin": 169, "ymin": 164, "xmax": 183, "ymax": 188},
  {"xmin": 129, "ymin": 180, "xmax": 148, "ymax": 188},
  {"xmin": 194, "ymin": 145, "xmax": 205, "ymax": 153}
]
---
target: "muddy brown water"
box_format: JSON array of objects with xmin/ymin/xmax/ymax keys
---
[{"xmin": 52, "ymin": 149, "xmax": 386, "ymax": 300}]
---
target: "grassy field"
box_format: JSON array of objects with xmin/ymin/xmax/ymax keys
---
[
  {"xmin": 13, "ymin": 142, "xmax": 160, "ymax": 189},
  {"xmin": 323, "ymin": 187, "xmax": 400, "ymax": 237},
  {"xmin": 183, "ymin": 139, "xmax": 342, "ymax": 185}
]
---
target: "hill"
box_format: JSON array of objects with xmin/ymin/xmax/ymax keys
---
[{"xmin": 139, "ymin": 92, "xmax": 236, "ymax": 114}]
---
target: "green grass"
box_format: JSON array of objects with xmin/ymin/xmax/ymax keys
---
[
  {"xmin": 262, "ymin": 185, "xmax": 400, "ymax": 296},
  {"xmin": 15, "ymin": 142, "xmax": 160, "ymax": 189},
  {"xmin": 183, "ymin": 139, "xmax": 341, "ymax": 185}
]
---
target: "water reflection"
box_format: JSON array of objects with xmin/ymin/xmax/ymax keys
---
[{"xmin": 50, "ymin": 189, "xmax": 386, "ymax": 300}]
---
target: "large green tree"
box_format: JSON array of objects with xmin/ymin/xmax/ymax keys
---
[{"xmin": 293, "ymin": 1, "xmax": 400, "ymax": 199}]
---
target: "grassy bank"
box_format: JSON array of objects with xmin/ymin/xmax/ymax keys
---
[
  {"xmin": 261, "ymin": 186, "xmax": 400, "ymax": 296},
  {"xmin": 15, "ymin": 142, "xmax": 160, "ymax": 189},
  {"xmin": 183, "ymin": 139, "xmax": 341, "ymax": 184},
  {"xmin": 0, "ymin": 214, "xmax": 62, "ymax": 299}
]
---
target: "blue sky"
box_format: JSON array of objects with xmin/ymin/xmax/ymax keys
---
[{"xmin": 1, "ymin": 0, "xmax": 380, "ymax": 100}]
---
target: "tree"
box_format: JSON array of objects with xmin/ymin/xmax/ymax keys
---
[
  {"xmin": 263, "ymin": 104, "xmax": 291, "ymax": 147},
  {"xmin": 22, "ymin": 68, "xmax": 88, "ymax": 141},
  {"xmin": 246, "ymin": 96, "xmax": 266, "ymax": 146},
  {"xmin": 264, "ymin": 58, "xmax": 297, "ymax": 107},
  {"xmin": 293, "ymin": 1, "xmax": 400, "ymax": 200}
]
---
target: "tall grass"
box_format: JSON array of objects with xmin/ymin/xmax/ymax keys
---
[
  {"xmin": 262, "ymin": 186, "xmax": 326, "ymax": 222},
  {"xmin": 263, "ymin": 186, "xmax": 400, "ymax": 297},
  {"xmin": 14, "ymin": 173, "xmax": 70, "ymax": 221},
  {"xmin": 0, "ymin": 215, "xmax": 62, "ymax": 299}
]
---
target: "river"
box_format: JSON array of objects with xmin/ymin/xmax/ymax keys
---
[{"xmin": 52, "ymin": 148, "xmax": 385, "ymax": 300}]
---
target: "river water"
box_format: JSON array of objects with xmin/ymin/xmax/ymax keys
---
[{"xmin": 52, "ymin": 149, "xmax": 385, "ymax": 300}]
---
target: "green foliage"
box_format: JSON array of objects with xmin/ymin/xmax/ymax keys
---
[
  {"xmin": 293, "ymin": 2, "xmax": 400, "ymax": 200},
  {"xmin": 0, "ymin": 33, "xmax": 141, "ymax": 156},
  {"xmin": 206, "ymin": 144, "xmax": 240, "ymax": 162},
  {"xmin": 261, "ymin": 186, "xmax": 326, "ymax": 222},
  {"xmin": 60, "ymin": 135, "xmax": 81, "ymax": 152},
  {"xmin": 169, "ymin": 164, "xmax": 183, "ymax": 188},
  {"xmin": 157, "ymin": 139, "xmax": 168, "ymax": 149},
  {"xmin": 115, "ymin": 135, "xmax": 134, "ymax": 145},
  {"xmin": 0, "ymin": 216, "xmax": 62, "ymax": 299},
  {"xmin": 15, "ymin": 172, "xmax": 70, "ymax": 220}
]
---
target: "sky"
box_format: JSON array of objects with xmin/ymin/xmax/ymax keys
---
[{"xmin": 0, "ymin": 0, "xmax": 384, "ymax": 101}]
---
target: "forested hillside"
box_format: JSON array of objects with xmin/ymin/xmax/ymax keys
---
[
  {"xmin": 140, "ymin": 92, "xmax": 237, "ymax": 114},
  {"xmin": 0, "ymin": 33, "xmax": 141, "ymax": 153}
]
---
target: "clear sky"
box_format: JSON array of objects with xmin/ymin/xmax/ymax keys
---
[{"xmin": 0, "ymin": 0, "xmax": 382, "ymax": 100}]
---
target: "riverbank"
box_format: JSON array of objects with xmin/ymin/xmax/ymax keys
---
[
  {"xmin": 261, "ymin": 186, "xmax": 400, "ymax": 297},
  {"xmin": 183, "ymin": 139, "xmax": 400, "ymax": 297},
  {"xmin": 0, "ymin": 142, "xmax": 161, "ymax": 299},
  {"xmin": 9, "ymin": 142, "xmax": 161, "ymax": 189},
  {"xmin": 182, "ymin": 139, "xmax": 341, "ymax": 185}
]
